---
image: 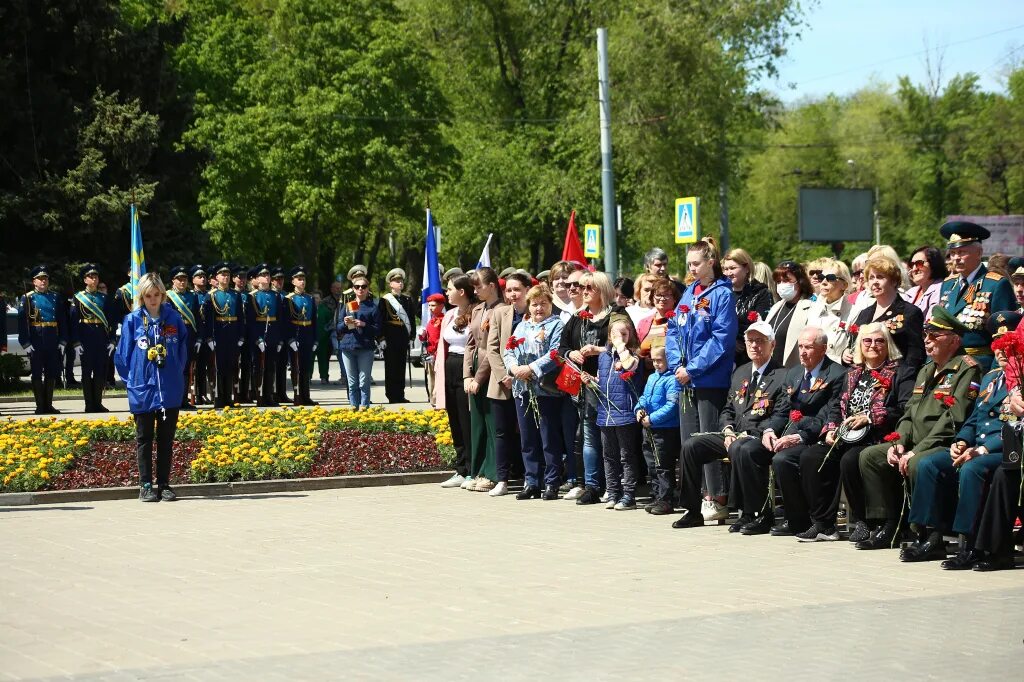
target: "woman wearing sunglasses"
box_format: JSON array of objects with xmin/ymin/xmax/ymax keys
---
[
  {"xmin": 807, "ymin": 260, "xmax": 853, "ymax": 362},
  {"xmin": 902, "ymin": 246, "xmax": 948, "ymax": 315},
  {"xmin": 336, "ymin": 274, "xmax": 382, "ymax": 410}
]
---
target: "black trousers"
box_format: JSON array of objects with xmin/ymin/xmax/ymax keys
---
[
  {"xmin": 679, "ymin": 434, "xmax": 728, "ymax": 515},
  {"xmin": 180, "ymin": 345, "xmax": 196, "ymax": 408},
  {"xmin": 771, "ymin": 444, "xmax": 812, "ymax": 531},
  {"xmin": 195, "ymin": 345, "xmax": 210, "ymax": 400},
  {"xmin": 492, "ymin": 397, "xmax": 521, "ymax": 483},
  {"xmin": 974, "ymin": 466, "xmax": 1022, "ymax": 557},
  {"xmin": 838, "ymin": 442, "xmax": 873, "ymax": 524},
  {"xmin": 275, "ymin": 344, "xmax": 289, "ymax": 399},
  {"xmin": 135, "ymin": 409, "xmax": 180, "ymax": 487},
  {"xmin": 650, "ymin": 427, "xmax": 681, "ymax": 503},
  {"xmin": 253, "ymin": 350, "xmax": 278, "ymax": 403},
  {"xmin": 383, "ymin": 336, "xmax": 408, "ymax": 402},
  {"xmin": 214, "ymin": 354, "xmax": 237, "ymax": 408},
  {"xmin": 238, "ymin": 344, "xmax": 252, "ymax": 401},
  {"xmin": 729, "ymin": 436, "xmax": 775, "ymax": 518},
  {"xmin": 680, "ymin": 387, "xmax": 730, "ymax": 498},
  {"xmin": 444, "ymin": 353, "xmax": 471, "ymax": 476}
]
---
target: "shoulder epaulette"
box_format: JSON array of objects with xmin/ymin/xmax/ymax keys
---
[
  {"xmin": 944, "ymin": 274, "xmax": 958, "ymax": 281},
  {"xmin": 985, "ymin": 271, "xmax": 1004, "ymax": 281},
  {"xmin": 286, "ymin": 292, "xmax": 295, "ymax": 299},
  {"xmin": 962, "ymin": 355, "xmax": 979, "ymax": 368},
  {"xmin": 24, "ymin": 290, "xmax": 34, "ymax": 298}
]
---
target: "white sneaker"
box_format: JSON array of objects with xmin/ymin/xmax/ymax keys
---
[
  {"xmin": 605, "ymin": 497, "xmax": 619, "ymax": 509},
  {"xmin": 702, "ymin": 500, "xmax": 730, "ymax": 522},
  {"xmin": 599, "ymin": 491, "xmax": 612, "ymax": 503},
  {"xmin": 473, "ymin": 478, "xmax": 495, "ymax": 492},
  {"xmin": 460, "ymin": 477, "xmax": 476, "ymax": 490},
  {"xmin": 563, "ymin": 486, "xmax": 584, "ymax": 500},
  {"xmin": 440, "ymin": 474, "xmax": 466, "ymax": 489},
  {"xmin": 488, "ymin": 481, "xmax": 509, "ymax": 497}
]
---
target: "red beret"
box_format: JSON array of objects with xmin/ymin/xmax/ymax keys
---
[{"xmin": 426, "ymin": 293, "xmax": 445, "ymax": 304}]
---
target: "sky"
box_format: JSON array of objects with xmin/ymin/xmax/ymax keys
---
[{"xmin": 759, "ymin": 0, "xmax": 1024, "ymax": 103}]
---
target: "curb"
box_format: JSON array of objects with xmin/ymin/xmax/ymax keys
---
[{"xmin": 0, "ymin": 470, "xmax": 453, "ymax": 506}]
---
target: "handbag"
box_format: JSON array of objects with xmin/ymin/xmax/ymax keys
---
[
  {"xmin": 554, "ymin": 363, "xmax": 582, "ymax": 397},
  {"xmin": 1002, "ymin": 422, "xmax": 1022, "ymax": 470}
]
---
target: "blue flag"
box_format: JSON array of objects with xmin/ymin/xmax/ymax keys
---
[
  {"xmin": 130, "ymin": 203, "xmax": 146, "ymax": 309},
  {"xmin": 420, "ymin": 208, "xmax": 443, "ymax": 325}
]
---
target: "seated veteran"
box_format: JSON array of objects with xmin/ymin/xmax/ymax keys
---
[
  {"xmin": 971, "ymin": 419, "xmax": 1024, "ymax": 572},
  {"xmin": 763, "ymin": 326, "xmax": 848, "ymax": 538},
  {"xmin": 902, "ymin": 311, "xmax": 1021, "ymax": 567},
  {"xmin": 671, "ymin": 320, "xmax": 786, "ymax": 532},
  {"xmin": 853, "ymin": 306, "xmax": 983, "ymax": 550}
]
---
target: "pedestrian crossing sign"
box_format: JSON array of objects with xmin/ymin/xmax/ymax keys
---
[
  {"xmin": 584, "ymin": 224, "xmax": 601, "ymax": 258},
  {"xmin": 675, "ymin": 197, "xmax": 699, "ymax": 244}
]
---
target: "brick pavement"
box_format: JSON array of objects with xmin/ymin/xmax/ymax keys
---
[{"xmin": 2, "ymin": 484, "xmax": 1021, "ymax": 680}]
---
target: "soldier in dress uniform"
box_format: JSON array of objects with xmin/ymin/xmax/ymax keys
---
[
  {"xmin": 166, "ymin": 265, "xmax": 202, "ymax": 410},
  {"xmin": 902, "ymin": 310, "xmax": 1021, "ymax": 567},
  {"xmin": 285, "ymin": 265, "xmax": 318, "ymax": 406},
  {"xmin": 316, "ymin": 278, "xmax": 343, "ymax": 384},
  {"xmin": 61, "ymin": 284, "xmax": 80, "ymax": 389},
  {"xmin": 204, "ymin": 262, "xmax": 244, "ymax": 408},
  {"xmin": 380, "ymin": 267, "xmax": 417, "ymax": 403},
  {"xmin": 190, "ymin": 264, "xmax": 212, "ymax": 404},
  {"xmin": 232, "ymin": 264, "xmax": 253, "ymax": 403},
  {"xmin": 17, "ymin": 265, "xmax": 68, "ymax": 414},
  {"xmin": 69, "ymin": 263, "xmax": 114, "ymax": 413},
  {"xmin": 270, "ymin": 265, "xmax": 290, "ymax": 403},
  {"xmin": 855, "ymin": 306, "xmax": 982, "ymax": 550},
  {"xmin": 1008, "ymin": 256, "xmax": 1024, "ymax": 313},
  {"xmin": 938, "ymin": 221, "xmax": 1015, "ymax": 371},
  {"xmin": 246, "ymin": 263, "xmax": 282, "ymax": 407}
]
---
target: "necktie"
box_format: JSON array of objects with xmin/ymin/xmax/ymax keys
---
[
  {"xmin": 956, "ymin": 277, "xmax": 969, "ymax": 302},
  {"xmin": 800, "ymin": 371, "xmax": 812, "ymax": 393},
  {"xmin": 749, "ymin": 370, "xmax": 760, "ymax": 403}
]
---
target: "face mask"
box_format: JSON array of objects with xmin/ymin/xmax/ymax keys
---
[{"xmin": 777, "ymin": 282, "xmax": 797, "ymax": 301}]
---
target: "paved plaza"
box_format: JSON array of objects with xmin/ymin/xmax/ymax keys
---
[{"xmin": 2, "ymin": 482, "xmax": 1022, "ymax": 680}]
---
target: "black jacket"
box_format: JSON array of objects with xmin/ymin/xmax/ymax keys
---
[
  {"xmin": 733, "ymin": 281, "xmax": 774, "ymax": 365},
  {"xmin": 720, "ymin": 359, "xmax": 787, "ymax": 437},
  {"xmin": 767, "ymin": 356, "xmax": 848, "ymax": 443},
  {"xmin": 853, "ymin": 296, "xmax": 925, "ymax": 385}
]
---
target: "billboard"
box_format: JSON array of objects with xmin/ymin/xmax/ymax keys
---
[
  {"xmin": 798, "ymin": 188, "xmax": 874, "ymax": 242},
  {"xmin": 945, "ymin": 214, "xmax": 1023, "ymax": 256}
]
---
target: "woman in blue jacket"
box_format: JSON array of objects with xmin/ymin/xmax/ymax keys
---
[
  {"xmin": 335, "ymin": 273, "xmax": 382, "ymax": 409},
  {"xmin": 114, "ymin": 273, "xmax": 190, "ymax": 503},
  {"xmin": 665, "ymin": 237, "xmax": 737, "ymax": 521}
]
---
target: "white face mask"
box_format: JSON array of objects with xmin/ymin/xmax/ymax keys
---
[{"xmin": 777, "ymin": 282, "xmax": 798, "ymax": 301}]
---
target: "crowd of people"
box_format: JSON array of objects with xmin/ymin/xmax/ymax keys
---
[
  {"xmin": 10, "ymin": 221, "xmax": 1024, "ymax": 570},
  {"xmin": 428, "ymin": 221, "xmax": 1024, "ymax": 573}
]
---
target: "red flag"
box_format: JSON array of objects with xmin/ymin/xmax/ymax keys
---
[{"xmin": 561, "ymin": 210, "xmax": 587, "ymax": 265}]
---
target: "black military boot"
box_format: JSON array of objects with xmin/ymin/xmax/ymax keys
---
[
  {"xmin": 44, "ymin": 377, "xmax": 61, "ymax": 414},
  {"xmin": 32, "ymin": 377, "xmax": 46, "ymax": 415}
]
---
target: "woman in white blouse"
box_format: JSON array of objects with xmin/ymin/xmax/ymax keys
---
[{"xmin": 436, "ymin": 275, "xmax": 478, "ymax": 489}]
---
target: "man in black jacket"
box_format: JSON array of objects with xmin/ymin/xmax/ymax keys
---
[
  {"xmin": 763, "ymin": 326, "xmax": 848, "ymax": 538},
  {"xmin": 672, "ymin": 320, "xmax": 787, "ymax": 532}
]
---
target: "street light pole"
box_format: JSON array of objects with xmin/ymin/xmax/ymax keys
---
[{"xmin": 597, "ymin": 28, "xmax": 617, "ymax": 277}]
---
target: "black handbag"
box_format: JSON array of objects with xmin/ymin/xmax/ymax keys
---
[{"xmin": 1001, "ymin": 422, "xmax": 1023, "ymax": 470}]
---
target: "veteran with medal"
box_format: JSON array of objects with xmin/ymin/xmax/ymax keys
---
[
  {"xmin": 855, "ymin": 306, "xmax": 982, "ymax": 550},
  {"xmin": 938, "ymin": 221, "xmax": 1015, "ymax": 371},
  {"xmin": 69, "ymin": 264, "xmax": 115, "ymax": 413},
  {"xmin": 381, "ymin": 267, "xmax": 417, "ymax": 404}
]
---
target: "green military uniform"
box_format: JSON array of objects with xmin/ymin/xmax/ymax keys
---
[
  {"xmin": 858, "ymin": 307, "xmax": 982, "ymax": 525},
  {"xmin": 315, "ymin": 293, "xmax": 338, "ymax": 382},
  {"xmin": 937, "ymin": 221, "xmax": 1016, "ymax": 371}
]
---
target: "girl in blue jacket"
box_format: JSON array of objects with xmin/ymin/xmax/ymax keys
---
[
  {"xmin": 664, "ymin": 237, "xmax": 737, "ymax": 520},
  {"xmin": 587, "ymin": 319, "xmax": 645, "ymax": 510},
  {"xmin": 635, "ymin": 345, "xmax": 681, "ymax": 514},
  {"xmin": 114, "ymin": 273, "xmax": 190, "ymax": 503}
]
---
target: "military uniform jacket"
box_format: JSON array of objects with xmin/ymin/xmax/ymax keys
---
[
  {"xmin": 895, "ymin": 353, "xmax": 982, "ymax": 456},
  {"xmin": 767, "ymin": 356, "xmax": 848, "ymax": 443},
  {"xmin": 204, "ymin": 288, "xmax": 243, "ymax": 345},
  {"xmin": 109, "ymin": 283, "xmax": 133, "ymax": 334},
  {"xmin": 939, "ymin": 265, "xmax": 1015, "ymax": 351},
  {"xmin": 955, "ymin": 368, "xmax": 1014, "ymax": 455},
  {"xmin": 247, "ymin": 289, "xmax": 282, "ymax": 348},
  {"xmin": 17, "ymin": 290, "xmax": 67, "ymax": 348},
  {"xmin": 285, "ymin": 292, "xmax": 316, "ymax": 345},
  {"xmin": 719, "ymin": 360, "xmax": 787, "ymax": 437},
  {"xmin": 381, "ymin": 292, "xmax": 417, "ymax": 344},
  {"xmin": 166, "ymin": 289, "xmax": 202, "ymax": 344},
  {"xmin": 69, "ymin": 289, "xmax": 113, "ymax": 348}
]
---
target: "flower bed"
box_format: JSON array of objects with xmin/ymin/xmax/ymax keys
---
[{"xmin": 0, "ymin": 407, "xmax": 454, "ymax": 493}]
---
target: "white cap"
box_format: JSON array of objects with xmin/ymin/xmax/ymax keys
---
[{"xmin": 744, "ymin": 320, "xmax": 775, "ymax": 342}]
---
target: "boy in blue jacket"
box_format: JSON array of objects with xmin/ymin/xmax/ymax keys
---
[{"xmin": 636, "ymin": 345, "xmax": 681, "ymax": 515}]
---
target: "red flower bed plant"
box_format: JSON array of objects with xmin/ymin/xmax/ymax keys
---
[
  {"xmin": 45, "ymin": 441, "xmax": 202, "ymax": 491},
  {"xmin": 309, "ymin": 430, "xmax": 444, "ymax": 477}
]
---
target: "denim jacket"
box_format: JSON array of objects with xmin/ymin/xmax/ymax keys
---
[{"xmin": 503, "ymin": 314, "xmax": 564, "ymax": 399}]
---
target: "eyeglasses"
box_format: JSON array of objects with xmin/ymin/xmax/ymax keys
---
[
  {"xmin": 581, "ymin": 284, "xmax": 595, "ymax": 293},
  {"xmin": 852, "ymin": 270, "xmax": 863, "ymax": 278},
  {"xmin": 861, "ymin": 338, "xmax": 886, "ymax": 347},
  {"xmin": 352, "ymin": 284, "xmax": 368, "ymax": 290},
  {"xmin": 567, "ymin": 282, "xmax": 582, "ymax": 290},
  {"xmin": 653, "ymin": 293, "xmax": 673, "ymax": 300},
  {"xmin": 924, "ymin": 331, "xmax": 952, "ymax": 341},
  {"xmin": 809, "ymin": 270, "xmax": 823, "ymax": 279},
  {"xmin": 822, "ymin": 273, "xmax": 842, "ymax": 283},
  {"xmin": 909, "ymin": 260, "xmax": 928, "ymax": 269}
]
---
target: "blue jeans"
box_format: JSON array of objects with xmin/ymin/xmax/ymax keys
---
[
  {"xmin": 340, "ymin": 348, "xmax": 374, "ymax": 408},
  {"xmin": 582, "ymin": 402, "xmax": 604, "ymax": 490}
]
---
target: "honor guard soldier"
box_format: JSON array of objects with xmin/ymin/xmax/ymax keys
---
[
  {"xmin": 381, "ymin": 268, "xmax": 417, "ymax": 403},
  {"xmin": 1008, "ymin": 257, "xmax": 1024, "ymax": 312},
  {"xmin": 69, "ymin": 264, "xmax": 114, "ymax": 413},
  {"xmin": 248, "ymin": 264, "xmax": 283, "ymax": 406},
  {"xmin": 190, "ymin": 264, "xmax": 212, "ymax": 404},
  {"xmin": 270, "ymin": 265, "xmax": 290, "ymax": 403},
  {"xmin": 167, "ymin": 265, "xmax": 202, "ymax": 410},
  {"xmin": 855, "ymin": 306, "xmax": 982, "ymax": 550},
  {"xmin": 938, "ymin": 221, "xmax": 1015, "ymax": 371},
  {"xmin": 285, "ymin": 265, "xmax": 318, "ymax": 406},
  {"xmin": 233, "ymin": 264, "xmax": 253, "ymax": 403},
  {"xmin": 205, "ymin": 262, "xmax": 244, "ymax": 408},
  {"xmin": 60, "ymin": 285, "xmax": 80, "ymax": 389},
  {"xmin": 317, "ymin": 278, "xmax": 343, "ymax": 384},
  {"xmin": 903, "ymin": 310, "xmax": 1021, "ymax": 567},
  {"xmin": 17, "ymin": 265, "xmax": 68, "ymax": 414},
  {"xmin": 110, "ymin": 264, "xmax": 134, "ymax": 341}
]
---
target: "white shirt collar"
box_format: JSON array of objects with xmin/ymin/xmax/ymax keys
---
[
  {"xmin": 962, "ymin": 264, "xmax": 983, "ymax": 284},
  {"xmin": 804, "ymin": 357, "xmax": 826, "ymax": 379},
  {"xmin": 752, "ymin": 360, "xmax": 771, "ymax": 379}
]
